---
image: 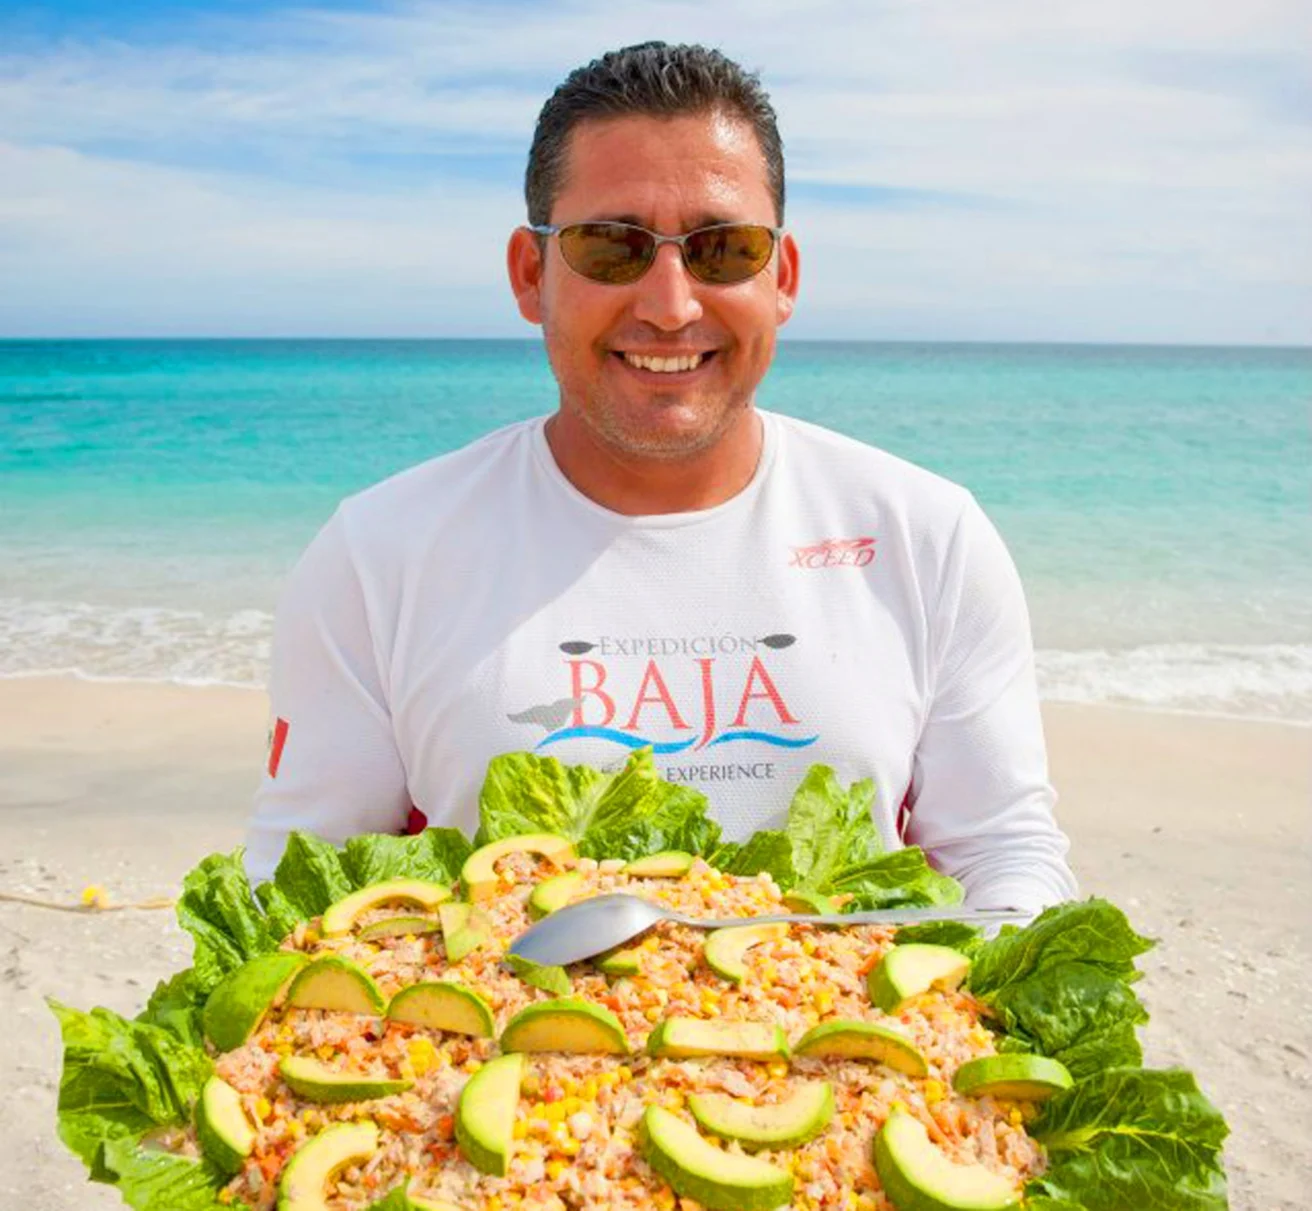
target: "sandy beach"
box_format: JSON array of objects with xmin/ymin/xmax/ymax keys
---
[{"xmin": 1, "ymin": 676, "xmax": 1307, "ymax": 1210}]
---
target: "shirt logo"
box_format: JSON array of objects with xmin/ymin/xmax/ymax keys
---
[{"xmin": 789, "ymin": 537, "xmax": 876, "ymax": 569}]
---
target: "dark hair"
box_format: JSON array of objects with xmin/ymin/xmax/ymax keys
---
[{"xmin": 525, "ymin": 41, "xmax": 785, "ymax": 226}]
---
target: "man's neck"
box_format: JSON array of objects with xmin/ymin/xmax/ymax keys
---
[{"xmin": 544, "ymin": 408, "xmax": 764, "ymax": 516}]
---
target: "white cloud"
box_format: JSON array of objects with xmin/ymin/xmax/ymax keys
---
[{"xmin": 0, "ymin": 0, "xmax": 1308, "ymax": 339}]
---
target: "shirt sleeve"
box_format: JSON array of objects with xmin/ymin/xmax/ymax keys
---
[
  {"xmin": 904, "ymin": 496, "xmax": 1078, "ymax": 914},
  {"xmin": 243, "ymin": 509, "xmax": 411, "ymax": 886}
]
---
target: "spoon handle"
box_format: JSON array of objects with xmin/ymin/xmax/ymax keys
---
[{"xmin": 671, "ymin": 906, "xmax": 1031, "ymax": 929}]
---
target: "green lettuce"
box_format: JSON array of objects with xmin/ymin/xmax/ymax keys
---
[
  {"xmin": 1028, "ymin": 1068, "xmax": 1229, "ymax": 1210},
  {"xmin": 506, "ymin": 955, "xmax": 572, "ymax": 996},
  {"xmin": 967, "ymin": 899, "xmax": 1153, "ymax": 1079},
  {"xmin": 176, "ymin": 851, "xmax": 275, "ymax": 996},
  {"xmin": 49, "ymin": 1000, "xmax": 212, "ymax": 1182},
  {"xmin": 476, "ymin": 748, "xmax": 722, "ymax": 860},
  {"xmin": 101, "ymin": 1138, "xmax": 243, "ymax": 1211},
  {"xmin": 709, "ymin": 766, "xmax": 963, "ymax": 909},
  {"xmin": 342, "ymin": 827, "xmax": 472, "ymax": 887},
  {"xmin": 892, "ymin": 920, "xmax": 984, "ymax": 954}
]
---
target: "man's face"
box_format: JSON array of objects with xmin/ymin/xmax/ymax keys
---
[{"xmin": 509, "ymin": 110, "xmax": 799, "ymax": 461}]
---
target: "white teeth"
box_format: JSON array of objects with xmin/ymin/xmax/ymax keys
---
[{"xmin": 623, "ymin": 352, "xmax": 704, "ymax": 373}]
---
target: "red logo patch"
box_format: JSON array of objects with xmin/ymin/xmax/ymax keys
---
[
  {"xmin": 267, "ymin": 717, "xmax": 289, "ymax": 778},
  {"xmin": 789, "ymin": 537, "xmax": 876, "ymax": 569}
]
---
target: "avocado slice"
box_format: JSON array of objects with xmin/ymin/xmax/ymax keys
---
[
  {"xmin": 793, "ymin": 1020, "xmax": 928, "ymax": 1077},
  {"xmin": 527, "ymin": 870, "xmax": 585, "ymax": 919},
  {"xmin": 279, "ymin": 1054, "xmax": 415, "ymax": 1103},
  {"xmin": 461, "ymin": 833, "xmax": 577, "ymax": 902},
  {"xmin": 595, "ymin": 944, "xmax": 643, "ymax": 977},
  {"xmin": 781, "ymin": 890, "xmax": 843, "ymax": 916},
  {"xmin": 624, "ymin": 851, "xmax": 695, "ymax": 877},
  {"xmin": 646, "ymin": 1017, "xmax": 790, "ymax": 1061},
  {"xmin": 193, "ymin": 1075, "xmax": 256, "ymax": 1175},
  {"xmin": 277, "ymin": 1120, "xmax": 379, "ymax": 1210},
  {"xmin": 703, "ymin": 922, "xmax": 788, "ymax": 984},
  {"xmin": 321, "ymin": 878, "xmax": 453, "ymax": 937},
  {"xmin": 641, "ymin": 1105, "xmax": 794, "ymax": 1211},
  {"xmin": 873, "ymin": 1106, "xmax": 1021, "ymax": 1211},
  {"xmin": 500, "ymin": 998, "xmax": 628, "ymax": 1054},
  {"xmin": 454, "ymin": 1052, "xmax": 524, "ymax": 1176},
  {"xmin": 868, "ymin": 944, "xmax": 971, "ymax": 1012},
  {"xmin": 951, "ymin": 1054, "xmax": 1073, "ymax": 1101},
  {"xmin": 438, "ymin": 902, "xmax": 492, "ymax": 963},
  {"xmin": 286, "ymin": 956, "xmax": 386, "ymax": 1016},
  {"xmin": 687, "ymin": 1080, "xmax": 834, "ymax": 1151},
  {"xmin": 386, "ymin": 981, "xmax": 496, "ymax": 1037},
  {"xmin": 202, "ymin": 951, "xmax": 309, "ymax": 1052},
  {"xmin": 357, "ymin": 914, "xmax": 442, "ymax": 942}
]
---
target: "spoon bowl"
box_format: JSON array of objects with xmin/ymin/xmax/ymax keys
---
[{"xmin": 508, "ymin": 892, "xmax": 1029, "ymax": 967}]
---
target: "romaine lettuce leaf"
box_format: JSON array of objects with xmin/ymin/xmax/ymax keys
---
[
  {"xmin": 966, "ymin": 899, "xmax": 1154, "ymax": 1078},
  {"xmin": 506, "ymin": 955, "xmax": 572, "ymax": 996},
  {"xmin": 175, "ymin": 850, "xmax": 274, "ymax": 995},
  {"xmin": 969, "ymin": 898, "xmax": 1154, "ymax": 997},
  {"xmin": 707, "ymin": 830, "xmax": 795, "ymax": 884},
  {"xmin": 137, "ymin": 969, "xmax": 207, "ymax": 1050},
  {"xmin": 101, "ymin": 1137, "xmax": 244, "ymax": 1211},
  {"xmin": 49, "ymin": 999, "xmax": 212, "ymax": 1181},
  {"xmin": 784, "ymin": 765, "xmax": 884, "ymax": 887},
  {"xmin": 709, "ymin": 767, "xmax": 962, "ymax": 909},
  {"xmin": 341, "ymin": 828, "xmax": 472, "ymax": 888},
  {"xmin": 828, "ymin": 847, "xmax": 964, "ymax": 909},
  {"xmin": 1028, "ymin": 1067, "xmax": 1229, "ymax": 1211},
  {"xmin": 476, "ymin": 749, "xmax": 722, "ymax": 860}
]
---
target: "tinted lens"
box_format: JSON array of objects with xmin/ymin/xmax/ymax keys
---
[
  {"xmin": 684, "ymin": 224, "xmax": 776, "ymax": 283},
  {"xmin": 556, "ymin": 223, "xmax": 655, "ymax": 284}
]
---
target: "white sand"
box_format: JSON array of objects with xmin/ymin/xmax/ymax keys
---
[{"xmin": 1, "ymin": 677, "xmax": 1307, "ymax": 1209}]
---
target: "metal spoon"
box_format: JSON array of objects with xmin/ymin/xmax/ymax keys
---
[{"xmin": 508, "ymin": 892, "xmax": 1028, "ymax": 967}]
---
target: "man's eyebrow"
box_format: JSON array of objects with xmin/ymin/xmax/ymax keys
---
[{"xmin": 603, "ymin": 214, "xmax": 741, "ymax": 231}]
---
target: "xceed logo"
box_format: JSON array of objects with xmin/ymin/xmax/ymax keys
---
[{"xmin": 790, "ymin": 537, "xmax": 876, "ymax": 569}]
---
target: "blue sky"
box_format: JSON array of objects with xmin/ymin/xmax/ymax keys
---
[{"xmin": 2, "ymin": 0, "xmax": 1309, "ymax": 342}]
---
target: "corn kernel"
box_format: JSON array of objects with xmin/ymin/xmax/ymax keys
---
[
  {"xmin": 513, "ymin": 1121, "xmax": 528, "ymax": 1140},
  {"xmin": 581, "ymin": 1077, "xmax": 600, "ymax": 1099},
  {"xmin": 767, "ymin": 1061, "xmax": 789, "ymax": 1079},
  {"xmin": 1008, "ymin": 1107, "xmax": 1024, "ymax": 1126},
  {"xmin": 618, "ymin": 1065, "xmax": 633, "ymax": 1083},
  {"xmin": 546, "ymin": 1160, "xmax": 567, "ymax": 1182},
  {"xmin": 644, "ymin": 1005, "xmax": 662, "ymax": 1022},
  {"xmin": 486, "ymin": 1197, "xmax": 503, "ymax": 1211},
  {"xmin": 254, "ymin": 1097, "xmax": 272, "ymax": 1121},
  {"xmin": 924, "ymin": 1079, "xmax": 946, "ymax": 1105}
]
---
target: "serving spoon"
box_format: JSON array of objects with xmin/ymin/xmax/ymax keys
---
[{"xmin": 507, "ymin": 892, "xmax": 1029, "ymax": 967}]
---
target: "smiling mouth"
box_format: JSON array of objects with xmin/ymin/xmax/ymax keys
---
[{"xmin": 616, "ymin": 351, "xmax": 716, "ymax": 374}]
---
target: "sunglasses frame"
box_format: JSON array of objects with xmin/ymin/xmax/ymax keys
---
[{"xmin": 527, "ymin": 220, "xmax": 785, "ymax": 286}]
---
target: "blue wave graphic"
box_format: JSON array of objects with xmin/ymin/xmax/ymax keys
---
[
  {"xmin": 536, "ymin": 726, "xmax": 699, "ymax": 755},
  {"xmin": 705, "ymin": 730, "xmax": 820, "ymax": 749}
]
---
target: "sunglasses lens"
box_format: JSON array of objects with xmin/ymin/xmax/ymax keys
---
[
  {"xmin": 556, "ymin": 223, "xmax": 654, "ymax": 284},
  {"xmin": 685, "ymin": 224, "xmax": 776, "ymax": 283}
]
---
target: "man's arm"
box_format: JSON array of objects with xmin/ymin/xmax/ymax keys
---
[
  {"xmin": 244, "ymin": 510, "xmax": 411, "ymax": 886},
  {"xmin": 904, "ymin": 496, "xmax": 1077, "ymax": 914}
]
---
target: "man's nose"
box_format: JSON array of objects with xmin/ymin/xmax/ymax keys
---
[{"xmin": 631, "ymin": 243, "xmax": 704, "ymax": 330}]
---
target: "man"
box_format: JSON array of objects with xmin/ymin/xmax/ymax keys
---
[{"xmin": 244, "ymin": 43, "xmax": 1076, "ymax": 912}]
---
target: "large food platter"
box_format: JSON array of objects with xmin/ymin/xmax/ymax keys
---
[{"xmin": 51, "ymin": 752, "xmax": 1229, "ymax": 1210}]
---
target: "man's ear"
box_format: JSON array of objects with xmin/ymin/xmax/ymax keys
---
[
  {"xmin": 507, "ymin": 227, "xmax": 546, "ymax": 325},
  {"xmin": 775, "ymin": 230, "xmax": 800, "ymax": 326}
]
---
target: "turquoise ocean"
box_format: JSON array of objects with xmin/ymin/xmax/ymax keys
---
[{"xmin": 2, "ymin": 339, "xmax": 1309, "ymax": 721}]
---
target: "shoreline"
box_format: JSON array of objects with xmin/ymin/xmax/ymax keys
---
[
  {"xmin": 1, "ymin": 675, "xmax": 1308, "ymax": 1209},
  {"xmin": 3, "ymin": 668, "xmax": 1308, "ymax": 729}
]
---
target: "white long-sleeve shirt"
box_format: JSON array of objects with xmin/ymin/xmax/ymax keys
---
[{"xmin": 245, "ymin": 410, "xmax": 1076, "ymax": 911}]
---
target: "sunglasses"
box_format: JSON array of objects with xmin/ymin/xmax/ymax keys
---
[{"xmin": 528, "ymin": 220, "xmax": 783, "ymax": 286}]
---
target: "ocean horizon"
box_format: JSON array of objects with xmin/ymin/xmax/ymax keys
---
[{"xmin": 4, "ymin": 337, "xmax": 1310, "ymax": 722}]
